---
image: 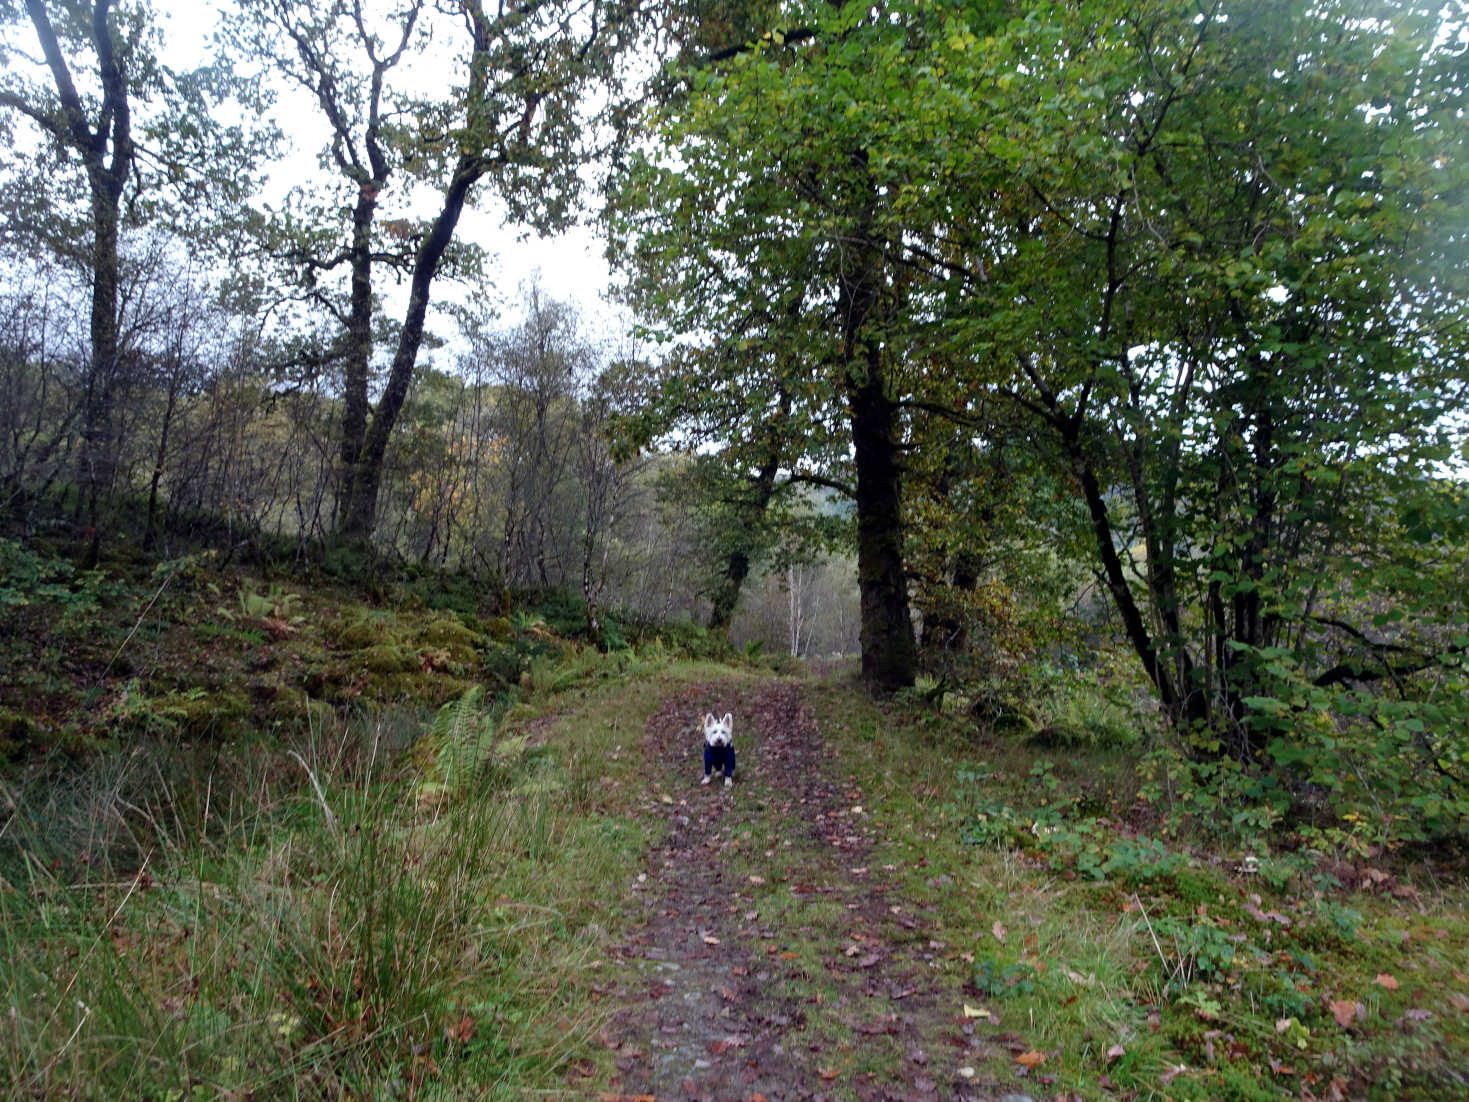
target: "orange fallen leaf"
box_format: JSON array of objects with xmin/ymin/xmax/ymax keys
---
[
  {"xmin": 1329, "ymin": 999, "xmax": 1358, "ymax": 1028},
  {"xmin": 445, "ymin": 1014, "xmax": 475, "ymax": 1044},
  {"xmin": 1375, "ymin": 973, "xmax": 1400, "ymax": 990},
  {"xmin": 992, "ymin": 919, "xmax": 1008, "ymax": 944},
  {"xmin": 818, "ymin": 1068, "xmax": 838, "ymax": 1081},
  {"xmin": 751, "ymin": 1095, "xmax": 769, "ymax": 1102},
  {"xmin": 1106, "ymin": 1043, "xmax": 1125, "ymax": 1062},
  {"xmin": 1015, "ymin": 1049, "xmax": 1045, "ymax": 1068}
]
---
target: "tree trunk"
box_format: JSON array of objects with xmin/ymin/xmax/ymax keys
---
[
  {"xmin": 848, "ymin": 349, "xmax": 916, "ymax": 694},
  {"xmin": 337, "ymin": 162, "xmax": 478, "ymax": 544},
  {"xmin": 78, "ymin": 179, "xmax": 122, "ymax": 533},
  {"xmin": 22, "ymin": 0, "xmax": 133, "ymax": 539},
  {"xmin": 144, "ymin": 367, "xmax": 181, "ymax": 548},
  {"xmin": 334, "ymin": 181, "xmax": 380, "ymax": 545},
  {"xmin": 1066, "ymin": 432, "xmax": 1207, "ymax": 730},
  {"xmin": 707, "ymin": 548, "xmax": 752, "ymax": 636},
  {"xmin": 707, "ymin": 449, "xmax": 781, "ymax": 636}
]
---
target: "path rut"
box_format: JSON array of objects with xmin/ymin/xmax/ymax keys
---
[{"xmin": 597, "ymin": 680, "xmax": 1013, "ymax": 1102}]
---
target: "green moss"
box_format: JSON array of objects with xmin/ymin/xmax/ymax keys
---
[
  {"xmin": 0, "ymin": 709, "xmax": 38, "ymax": 760},
  {"xmin": 173, "ymin": 689, "xmax": 251, "ymax": 738},
  {"xmin": 382, "ymin": 673, "xmax": 478, "ymax": 704},
  {"xmin": 1169, "ymin": 865, "xmax": 1232, "ymax": 908},
  {"xmin": 258, "ymin": 682, "xmax": 312, "ymax": 723},
  {"xmin": 332, "ymin": 613, "xmax": 394, "ymax": 651},
  {"xmin": 359, "ymin": 644, "xmax": 417, "ymax": 675},
  {"xmin": 419, "ymin": 618, "xmax": 482, "ymax": 650},
  {"xmin": 481, "ymin": 617, "xmax": 514, "ymax": 643},
  {"xmin": 990, "ymin": 710, "xmax": 1040, "ymax": 737}
]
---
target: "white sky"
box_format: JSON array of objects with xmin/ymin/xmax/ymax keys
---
[{"xmin": 155, "ymin": 0, "xmax": 627, "ymax": 338}]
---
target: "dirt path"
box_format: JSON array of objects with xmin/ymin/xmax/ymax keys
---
[{"xmin": 598, "ymin": 680, "xmax": 1022, "ymax": 1102}]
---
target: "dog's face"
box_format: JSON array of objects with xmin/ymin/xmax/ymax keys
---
[{"xmin": 703, "ymin": 712, "xmax": 733, "ymax": 747}]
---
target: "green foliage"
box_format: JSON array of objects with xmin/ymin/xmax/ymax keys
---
[
  {"xmin": 616, "ymin": 0, "xmax": 1469, "ymax": 836},
  {"xmin": 972, "ymin": 956, "xmax": 1038, "ymax": 998},
  {"xmin": 0, "ymin": 538, "xmax": 124, "ymax": 623},
  {"xmin": 1150, "ymin": 915, "xmax": 1242, "ymax": 990},
  {"xmin": 237, "ymin": 582, "xmax": 302, "ymax": 621}
]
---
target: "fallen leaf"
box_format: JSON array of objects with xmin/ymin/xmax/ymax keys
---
[
  {"xmin": 962, "ymin": 1004, "xmax": 992, "ymax": 1019},
  {"xmin": 703, "ymin": 935, "xmax": 721, "ymax": 946},
  {"xmin": 445, "ymin": 1014, "xmax": 475, "ymax": 1044},
  {"xmin": 1160, "ymin": 1064, "xmax": 1187, "ymax": 1086},
  {"xmin": 1449, "ymin": 992, "xmax": 1469, "ymax": 1013},
  {"xmin": 817, "ymin": 1068, "xmax": 838, "ymax": 1081},
  {"xmin": 992, "ymin": 919, "xmax": 1008, "ymax": 944},
  {"xmin": 1403, "ymin": 1008, "xmax": 1433, "ymax": 1022},
  {"xmin": 748, "ymin": 875, "xmax": 765, "ymax": 885},
  {"xmin": 1015, "ymin": 1049, "xmax": 1046, "ymax": 1068},
  {"xmin": 659, "ymin": 794, "xmax": 673, "ymax": 804},
  {"xmin": 1329, "ymin": 999, "xmax": 1358, "ymax": 1028},
  {"xmin": 1106, "ymin": 1043, "xmax": 1125, "ymax": 1062},
  {"xmin": 1268, "ymin": 1058, "xmax": 1296, "ymax": 1076},
  {"xmin": 1375, "ymin": 973, "xmax": 1400, "ymax": 991}
]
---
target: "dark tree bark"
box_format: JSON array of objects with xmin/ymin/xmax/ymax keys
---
[
  {"xmin": 337, "ymin": 162, "xmax": 476, "ymax": 542},
  {"xmin": 7, "ymin": 1, "xmax": 133, "ymax": 537},
  {"xmin": 848, "ymin": 349, "xmax": 917, "ymax": 693},
  {"xmin": 832, "ymin": 153, "xmax": 916, "ymax": 694},
  {"xmin": 706, "ymin": 448, "xmax": 781, "ymax": 636}
]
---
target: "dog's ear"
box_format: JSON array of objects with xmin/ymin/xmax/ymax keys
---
[
  {"xmin": 722, "ymin": 712, "xmax": 732, "ymax": 729},
  {"xmin": 703, "ymin": 713, "xmax": 714, "ymax": 728}
]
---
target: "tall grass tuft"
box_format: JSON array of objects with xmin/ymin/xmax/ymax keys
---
[{"xmin": 0, "ymin": 689, "xmax": 642, "ymax": 1099}]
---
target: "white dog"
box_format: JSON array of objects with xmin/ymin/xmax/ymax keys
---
[{"xmin": 701, "ymin": 712, "xmax": 735, "ymax": 787}]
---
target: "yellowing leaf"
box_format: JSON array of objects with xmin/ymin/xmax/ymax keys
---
[
  {"xmin": 962, "ymin": 1003, "xmax": 991, "ymax": 1019},
  {"xmin": 1015, "ymin": 1049, "xmax": 1045, "ymax": 1068}
]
